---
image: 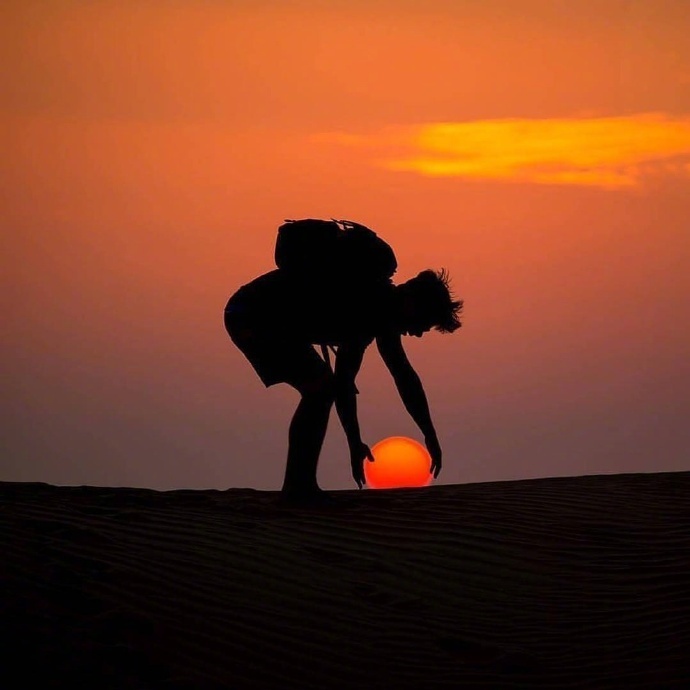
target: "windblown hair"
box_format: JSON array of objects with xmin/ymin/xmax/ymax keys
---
[{"xmin": 411, "ymin": 268, "xmax": 463, "ymax": 333}]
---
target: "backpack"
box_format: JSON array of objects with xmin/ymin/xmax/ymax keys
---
[
  {"xmin": 274, "ymin": 218, "xmax": 397, "ymax": 284},
  {"xmin": 274, "ymin": 219, "xmax": 396, "ymax": 373}
]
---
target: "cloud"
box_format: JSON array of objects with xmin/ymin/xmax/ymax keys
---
[{"xmin": 315, "ymin": 113, "xmax": 690, "ymax": 189}]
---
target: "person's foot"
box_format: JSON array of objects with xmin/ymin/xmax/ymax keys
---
[{"xmin": 279, "ymin": 486, "xmax": 335, "ymax": 507}]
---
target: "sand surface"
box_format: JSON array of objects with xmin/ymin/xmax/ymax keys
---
[{"xmin": 2, "ymin": 472, "xmax": 689, "ymax": 689}]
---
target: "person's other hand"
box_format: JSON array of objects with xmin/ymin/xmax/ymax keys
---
[
  {"xmin": 350, "ymin": 441, "xmax": 374, "ymax": 489},
  {"xmin": 425, "ymin": 434, "xmax": 442, "ymax": 479}
]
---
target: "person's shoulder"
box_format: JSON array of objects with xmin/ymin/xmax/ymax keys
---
[
  {"xmin": 371, "ymin": 280, "xmax": 396, "ymax": 311},
  {"xmin": 374, "ymin": 277, "xmax": 396, "ymax": 290},
  {"xmin": 354, "ymin": 277, "xmax": 395, "ymax": 301},
  {"xmin": 375, "ymin": 278, "xmax": 396, "ymax": 298}
]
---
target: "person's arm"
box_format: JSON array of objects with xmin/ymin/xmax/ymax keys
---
[
  {"xmin": 333, "ymin": 341, "xmax": 374, "ymax": 487},
  {"xmin": 333, "ymin": 342, "xmax": 365, "ymax": 446},
  {"xmin": 376, "ymin": 332, "xmax": 434, "ymax": 435},
  {"xmin": 376, "ymin": 332, "xmax": 442, "ymax": 477}
]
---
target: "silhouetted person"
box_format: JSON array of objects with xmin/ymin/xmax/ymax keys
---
[{"xmin": 224, "ymin": 223, "xmax": 462, "ymax": 504}]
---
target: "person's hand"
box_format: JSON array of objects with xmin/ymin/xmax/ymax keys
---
[
  {"xmin": 425, "ymin": 434, "xmax": 442, "ymax": 479},
  {"xmin": 350, "ymin": 441, "xmax": 375, "ymax": 489}
]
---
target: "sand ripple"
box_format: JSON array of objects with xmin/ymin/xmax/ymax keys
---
[{"xmin": 2, "ymin": 472, "xmax": 689, "ymax": 689}]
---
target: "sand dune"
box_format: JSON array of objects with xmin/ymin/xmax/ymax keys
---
[{"xmin": 2, "ymin": 472, "xmax": 689, "ymax": 689}]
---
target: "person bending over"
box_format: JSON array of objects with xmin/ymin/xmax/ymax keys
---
[{"xmin": 224, "ymin": 266, "xmax": 462, "ymax": 503}]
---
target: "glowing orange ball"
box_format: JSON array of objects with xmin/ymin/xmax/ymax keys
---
[{"xmin": 365, "ymin": 436, "xmax": 433, "ymax": 489}]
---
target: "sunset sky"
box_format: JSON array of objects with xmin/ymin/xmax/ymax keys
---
[{"xmin": 3, "ymin": 0, "xmax": 689, "ymax": 490}]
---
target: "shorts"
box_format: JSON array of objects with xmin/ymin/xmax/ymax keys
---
[{"xmin": 224, "ymin": 297, "xmax": 330, "ymax": 389}]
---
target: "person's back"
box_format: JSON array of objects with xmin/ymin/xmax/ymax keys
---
[
  {"xmin": 226, "ymin": 269, "xmax": 396, "ymax": 347},
  {"xmin": 224, "ymin": 219, "xmax": 462, "ymax": 504}
]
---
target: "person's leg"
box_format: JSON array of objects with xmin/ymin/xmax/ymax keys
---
[
  {"xmin": 282, "ymin": 371, "xmax": 335, "ymax": 497},
  {"xmin": 224, "ymin": 315, "xmax": 334, "ymax": 499}
]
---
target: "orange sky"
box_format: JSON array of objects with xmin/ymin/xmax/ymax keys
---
[{"xmin": 3, "ymin": 0, "xmax": 689, "ymax": 490}]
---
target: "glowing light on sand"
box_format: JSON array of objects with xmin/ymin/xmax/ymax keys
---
[
  {"xmin": 315, "ymin": 113, "xmax": 690, "ymax": 189},
  {"xmin": 365, "ymin": 436, "xmax": 433, "ymax": 489}
]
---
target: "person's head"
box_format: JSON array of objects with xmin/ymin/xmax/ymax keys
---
[{"xmin": 394, "ymin": 269, "xmax": 463, "ymax": 337}]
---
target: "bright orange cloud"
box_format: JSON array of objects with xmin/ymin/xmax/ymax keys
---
[{"xmin": 316, "ymin": 113, "xmax": 690, "ymax": 189}]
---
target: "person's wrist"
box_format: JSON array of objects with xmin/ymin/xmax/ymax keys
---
[{"xmin": 348, "ymin": 436, "xmax": 363, "ymax": 451}]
